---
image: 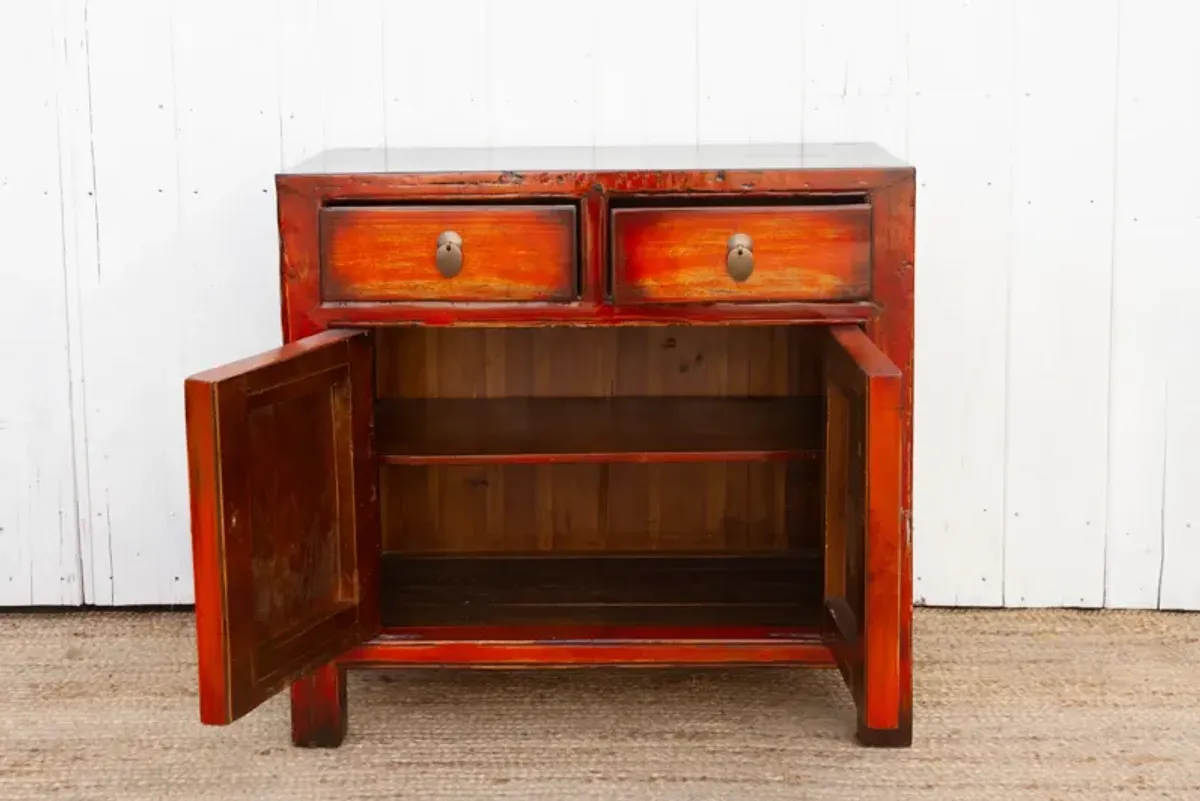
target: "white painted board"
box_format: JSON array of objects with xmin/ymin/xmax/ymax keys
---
[
  {"xmin": 1003, "ymin": 0, "xmax": 1118, "ymax": 607},
  {"xmin": 0, "ymin": 2, "xmax": 83, "ymax": 605},
  {"xmin": 3, "ymin": 0, "xmax": 1200, "ymax": 609}
]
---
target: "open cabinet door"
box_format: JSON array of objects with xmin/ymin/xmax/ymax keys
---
[
  {"xmin": 823, "ymin": 324, "xmax": 910, "ymax": 746},
  {"xmin": 185, "ymin": 329, "xmax": 380, "ymax": 725}
]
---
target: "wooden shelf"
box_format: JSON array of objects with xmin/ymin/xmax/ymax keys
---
[
  {"xmin": 376, "ymin": 396, "xmax": 822, "ymax": 465},
  {"xmin": 379, "ymin": 552, "xmax": 823, "ymax": 628}
]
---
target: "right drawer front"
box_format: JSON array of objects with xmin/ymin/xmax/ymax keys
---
[{"xmin": 611, "ymin": 205, "xmax": 871, "ymax": 304}]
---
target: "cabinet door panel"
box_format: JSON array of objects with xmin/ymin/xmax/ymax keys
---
[
  {"xmin": 186, "ymin": 329, "xmax": 379, "ymax": 724},
  {"xmin": 823, "ymin": 325, "xmax": 906, "ymax": 731}
]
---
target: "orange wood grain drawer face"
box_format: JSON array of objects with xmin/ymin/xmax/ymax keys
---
[
  {"xmin": 611, "ymin": 205, "xmax": 872, "ymax": 304},
  {"xmin": 320, "ymin": 205, "xmax": 577, "ymax": 302}
]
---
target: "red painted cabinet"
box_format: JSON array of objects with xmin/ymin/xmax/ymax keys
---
[{"xmin": 184, "ymin": 144, "xmax": 914, "ymax": 748}]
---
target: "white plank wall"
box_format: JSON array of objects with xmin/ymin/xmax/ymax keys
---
[
  {"xmin": 1115, "ymin": 2, "xmax": 1200, "ymax": 611},
  {"xmin": 1004, "ymin": 1, "xmax": 1119, "ymax": 607},
  {"xmin": 907, "ymin": 0, "xmax": 1012, "ymax": 606},
  {"xmin": 1, "ymin": 0, "xmax": 1198, "ymax": 608},
  {"xmin": 0, "ymin": 1, "xmax": 83, "ymax": 604}
]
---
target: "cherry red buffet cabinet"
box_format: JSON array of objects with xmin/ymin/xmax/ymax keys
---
[{"xmin": 184, "ymin": 144, "xmax": 914, "ymax": 748}]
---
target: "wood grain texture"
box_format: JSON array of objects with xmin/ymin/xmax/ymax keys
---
[
  {"xmin": 303, "ymin": 301, "xmax": 878, "ymax": 329},
  {"xmin": 276, "ymin": 164, "xmax": 909, "ymax": 339},
  {"xmin": 824, "ymin": 596, "xmax": 862, "ymax": 693},
  {"xmin": 320, "ymin": 205, "xmax": 577, "ymax": 302},
  {"xmin": 183, "ymin": 367, "xmax": 225, "ymax": 725},
  {"xmin": 612, "ymin": 205, "xmax": 872, "ymax": 303},
  {"xmin": 290, "ymin": 663, "xmax": 346, "ymax": 748},
  {"xmin": 374, "ymin": 326, "xmax": 821, "ymax": 554},
  {"xmin": 378, "ymin": 553, "xmax": 822, "ymax": 627},
  {"xmin": 184, "ymin": 329, "xmax": 379, "ymax": 724},
  {"xmin": 375, "ymin": 397, "xmax": 822, "ymax": 465},
  {"xmin": 191, "ymin": 145, "xmax": 912, "ymax": 749},
  {"xmin": 341, "ymin": 629, "xmax": 835, "ymax": 668},
  {"xmin": 865, "ymin": 175, "xmax": 914, "ymax": 746},
  {"xmin": 824, "ymin": 324, "xmax": 908, "ymax": 745},
  {"xmin": 381, "ymin": 462, "xmax": 799, "ymax": 554},
  {"xmin": 824, "ymin": 344, "xmax": 868, "ymax": 717}
]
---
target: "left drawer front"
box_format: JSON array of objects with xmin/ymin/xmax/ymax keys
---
[{"xmin": 320, "ymin": 205, "xmax": 577, "ymax": 302}]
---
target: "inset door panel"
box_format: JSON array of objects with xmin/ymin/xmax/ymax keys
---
[{"xmin": 185, "ymin": 329, "xmax": 380, "ymax": 724}]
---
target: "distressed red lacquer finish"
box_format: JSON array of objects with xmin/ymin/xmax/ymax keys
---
[
  {"xmin": 823, "ymin": 324, "xmax": 908, "ymax": 746},
  {"xmin": 320, "ymin": 205, "xmax": 576, "ymax": 302},
  {"xmin": 867, "ymin": 177, "xmax": 915, "ymax": 746},
  {"xmin": 612, "ymin": 205, "xmax": 872, "ymax": 304},
  {"xmin": 184, "ymin": 329, "xmax": 380, "ymax": 725},
  {"xmin": 342, "ymin": 626, "xmax": 835, "ymax": 668},
  {"xmin": 185, "ymin": 144, "xmax": 914, "ymax": 749},
  {"xmin": 291, "ymin": 662, "xmax": 347, "ymax": 748},
  {"xmin": 274, "ymin": 149, "xmax": 910, "ymax": 341}
]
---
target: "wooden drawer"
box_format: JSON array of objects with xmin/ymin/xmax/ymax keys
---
[
  {"xmin": 611, "ymin": 204, "xmax": 871, "ymax": 304},
  {"xmin": 320, "ymin": 205, "xmax": 577, "ymax": 302}
]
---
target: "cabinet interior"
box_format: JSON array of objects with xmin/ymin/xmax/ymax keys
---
[{"xmin": 373, "ymin": 325, "xmax": 827, "ymax": 630}]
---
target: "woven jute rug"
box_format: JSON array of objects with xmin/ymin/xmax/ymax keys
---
[{"xmin": 0, "ymin": 609, "xmax": 1197, "ymax": 800}]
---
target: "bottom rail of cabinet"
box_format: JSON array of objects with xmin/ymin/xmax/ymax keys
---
[{"xmin": 338, "ymin": 625, "xmax": 837, "ymax": 668}]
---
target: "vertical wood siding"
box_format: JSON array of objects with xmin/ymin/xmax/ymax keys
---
[{"xmin": 1, "ymin": 0, "xmax": 1197, "ymax": 608}]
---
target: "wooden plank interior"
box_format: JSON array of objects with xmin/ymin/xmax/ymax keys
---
[
  {"xmin": 377, "ymin": 553, "xmax": 823, "ymax": 628},
  {"xmin": 382, "ymin": 462, "xmax": 819, "ymax": 553},
  {"xmin": 376, "ymin": 396, "xmax": 823, "ymax": 465},
  {"xmin": 374, "ymin": 326, "xmax": 824, "ymax": 554},
  {"xmin": 374, "ymin": 325, "xmax": 820, "ymax": 399}
]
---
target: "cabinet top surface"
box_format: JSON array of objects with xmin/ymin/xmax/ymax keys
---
[{"xmin": 283, "ymin": 143, "xmax": 908, "ymax": 176}]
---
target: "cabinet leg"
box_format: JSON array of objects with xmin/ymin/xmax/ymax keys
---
[
  {"xmin": 852, "ymin": 619, "xmax": 912, "ymax": 748},
  {"xmin": 290, "ymin": 663, "xmax": 347, "ymax": 748},
  {"xmin": 857, "ymin": 718, "xmax": 912, "ymax": 748}
]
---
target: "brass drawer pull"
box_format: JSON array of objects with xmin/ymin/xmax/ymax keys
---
[
  {"xmin": 726, "ymin": 233, "xmax": 754, "ymax": 282},
  {"xmin": 435, "ymin": 231, "xmax": 463, "ymax": 278}
]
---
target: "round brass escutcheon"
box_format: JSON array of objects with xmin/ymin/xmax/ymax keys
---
[
  {"xmin": 726, "ymin": 233, "xmax": 754, "ymax": 282},
  {"xmin": 435, "ymin": 231, "xmax": 463, "ymax": 278}
]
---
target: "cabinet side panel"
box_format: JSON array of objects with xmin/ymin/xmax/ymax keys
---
[{"xmin": 277, "ymin": 178, "xmax": 324, "ymax": 342}]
